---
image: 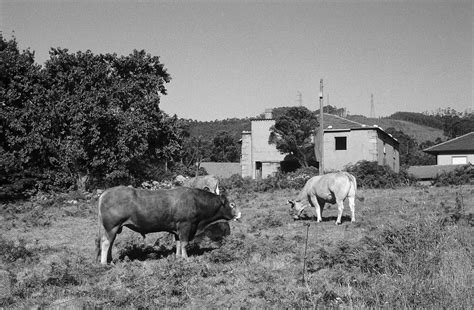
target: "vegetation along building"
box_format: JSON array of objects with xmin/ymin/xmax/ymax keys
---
[
  {"xmin": 423, "ymin": 131, "xmax": 474, "ymax": 165},
  {"xmin": 241, "ymin": 110, "xmax": 400, "ymax": 179}
]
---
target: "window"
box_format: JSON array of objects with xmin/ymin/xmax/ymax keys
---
[
  {"xmin": 335, "ymin": 136, "xmax": 347, "ymax": 150},
  {"xmin": 452, "ymin": 156, "xmax": 467, "ymax": 165}
]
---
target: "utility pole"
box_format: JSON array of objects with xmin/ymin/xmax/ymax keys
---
[
  {"xmin": 319, "ymin": 79, "xmax": 324, "ymax": 175},
  {"xmin": 297, "ymin": 91, "xmax": 302, "ymax": 106},
  {"xmin": 370, "ymin": 93, "xmax": 375, "ymax": 118}
]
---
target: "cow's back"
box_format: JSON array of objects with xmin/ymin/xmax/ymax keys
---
[
  {"xmin": 99, "ymin": 186, "xmax": 180, "ymax": 233},
  {"xmin": 304, "ymin": 172, "xmax": 351, "ymax": 198}
]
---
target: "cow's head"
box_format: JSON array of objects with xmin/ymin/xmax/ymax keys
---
[
  {"xmin": 220, "ymin": 195, "xmax": 241, "ymax": 221},
  {"xmin": 288, "ymin": 199, "xmax": 306, "ymax": 220}
]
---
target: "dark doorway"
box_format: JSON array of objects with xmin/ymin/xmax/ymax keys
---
[{"xmin": 255, "ymin": 161, "xmax": 262, "ymax": 179}]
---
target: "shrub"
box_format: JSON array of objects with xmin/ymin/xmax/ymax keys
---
[
  {"xmin": 432, "ymin": 164, "xmax": 473, "ymax": 187},
  {"xmin": 438, "ymin": 191, "xmax": 473, "ymax": 227},
  {"xmin": 346, "ymin": 161, "xmax": 416, "ymax": 188},
  {"xmin": 0, "ymin": 237, "xmax": 33, "ymax": 263},
  {"xmin": 220, "ymin": 167, "xmax": 318, "ymax": 192}
]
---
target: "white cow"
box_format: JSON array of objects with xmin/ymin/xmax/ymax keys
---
[{"xmin": 288, "ymin": 172, "xmax": 363, "ymax": 225}]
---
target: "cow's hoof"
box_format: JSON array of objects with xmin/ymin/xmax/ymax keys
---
[{"xmin": 335, "ymin": 222, "xmax": 341, "ymax": 225}]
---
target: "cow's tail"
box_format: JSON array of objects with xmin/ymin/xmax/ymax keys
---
[
  {"xmin": 95, "ymin": 192, "xmax": 104, "ymax": 263},
  {"xmin": 346, "ymin": 173, "xmax": 364, "ymax": 202}
]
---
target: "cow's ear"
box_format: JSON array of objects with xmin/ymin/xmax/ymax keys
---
[{"xmin": 220, "ymin": 194, "xmax": 228, "ymax": 205}]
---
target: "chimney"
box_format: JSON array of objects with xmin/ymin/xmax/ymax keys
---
[{"xmin": 264, "ymin": 108, "xmax": 273, "ymax": 119}]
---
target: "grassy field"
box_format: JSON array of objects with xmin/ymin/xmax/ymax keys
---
[{"xmin": 1, "ymin": 185, "xmax": 473, "ymax": 308}]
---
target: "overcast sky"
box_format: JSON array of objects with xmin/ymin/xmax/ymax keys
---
[{"xmin": 1, "ymin": 0, "xmax": 472, "ymax": 121}]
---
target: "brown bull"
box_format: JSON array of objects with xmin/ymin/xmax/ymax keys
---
[{"xmin": 96, "ymin": 186, "xmax": 241, "ymax": 264}]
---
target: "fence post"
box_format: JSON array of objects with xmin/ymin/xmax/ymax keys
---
[{"xmin": 302, "ymin": 223, "xmax": 310, "ymax": 283}]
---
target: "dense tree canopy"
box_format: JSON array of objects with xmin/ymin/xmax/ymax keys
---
[
  {"xmin": 385, "ymin": 128, "xmax": 436, "ymax": 167},
  {"xmin": 210, "ymin": 131, "xmax": 240, "ymax": 162},
  {"xmin": 268, "ymin": 106, "xmax": 318, "ymax": 167},
  {"xmin": 0, "ymin": 35, "xmax": 187, "ymax": 198}
]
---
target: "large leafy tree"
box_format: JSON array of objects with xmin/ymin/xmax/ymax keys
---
[
  {"xmin": 0, "ymin": 34, "xmax": 47, "ymax": 197},
  {"xmin": 179, "ymin": 136, "xmax": 211, "ymax": 171},
  {"xmin": 385, "ymin": 128, "xmax": 436, "ymax": 166},
  {"xmin": 269, "ymin": 106, "xmax": 318, "ymax": 167},
  {"xmin": 41, "ymin": 48, "xmax": 175, "ymax": 188},
  {"xmin": 210, "ymin": 131, "xmax": 240, "ymax": 162},
  {"xmin": 1, "ymin": 34, "xmax": 188, "ymax": 196}
]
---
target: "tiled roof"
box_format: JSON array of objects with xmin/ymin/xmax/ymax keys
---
[
  {"xmin": 319, "ymin": 113, "xmax": 366, "ymax": 129},
  {"xmin": 424, "ymin": 132, "xmax": 474, "ymax": 153},
  {"xmin": 320, "ymin": 114, "xmax": 398, "ymax": 144}
]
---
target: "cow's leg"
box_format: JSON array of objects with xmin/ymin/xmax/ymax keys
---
[
  {"xmin": 175, "ymin": 236, "xmax": 188, "ymax": 259},
  {"xmin": 348, "ymin": 195, "xmax": 356, "ymax": 222},
  {"xmin": 100, "ymin": 226, "xmax": 119, "ymax": 264},
  {"xmin": 335, "ymin": 199, "xmax": 345, "ymax": 225},
  {"xmin": 309, "ymin": 195, "xmax": 323, "ymax": 222},
  {"xmin": 175, "ymin": 236, "xmax": 181, "ymax": 257},
  {"xmin": 177, "ymin": 223, "xmax": 196, "ymax": 259},
  {"xmin": 141, "ymin": 233, "xmax": 146, "ymax": 246},
  {"xmin": 180, "ymin": 240, "xmax": 189, "ymax": 258}
]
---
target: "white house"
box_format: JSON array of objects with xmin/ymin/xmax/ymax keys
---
[
  {"xmin": 240, "ymin": 110, "xmax": 400, "ymax": 179},
  {"xmin": 423, "ymin": 132, "xmax": 474, "ymax": 165}
]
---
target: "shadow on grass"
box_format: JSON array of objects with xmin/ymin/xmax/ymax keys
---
[
  {"xmin": 117, "ymin": 243, "xmax": 218, "ymax": 262},
  {"xmin": 295, "ymin": 214, "xmax": 353, "ymax": 224}
]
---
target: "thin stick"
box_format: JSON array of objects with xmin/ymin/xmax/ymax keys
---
[{"xmin": 302, "ymin": 222, "xmax": 310, "ymax": 283}]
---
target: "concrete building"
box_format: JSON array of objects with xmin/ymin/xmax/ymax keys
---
[
  {"xmin": 241, "ymin": 109, "xmax": 285, "ymax": 179},
  {"xmin": 322, "ymin": 114, "xmax": 400, "ymax": 173},
  {"xmin": 241, "ymin": 111, "xmax": 400, "ymax": 179},
  {"xmin": 423, "ymin": 132, "xmax": 474, "ymax": 165}
]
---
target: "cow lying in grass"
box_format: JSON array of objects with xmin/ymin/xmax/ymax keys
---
[
  {"xmin": 96, "ymin": 186, "xmax": 241, "ymax": 264},
  {"xmin": 288, "ymin": 172, "xmax": 364, "ymax": 225},
  {"xmin": 174, "ymin": 174, "xmax": 229, "ymax": 241},
  {"xmin": 175, "ymin": 175, "xmax": 220, "ymax": 195}
]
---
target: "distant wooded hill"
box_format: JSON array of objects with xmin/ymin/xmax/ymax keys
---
[
  {"xmin": 185, "ymin": 111, "xmax": 451, "ymax": 143},
  {"xmin": 346, "ymin": 115, "xmax": 446, "ymax": 143},
  {"xmin": 184, "ymin": 118, "xmax": 251, "ymax": 140}
]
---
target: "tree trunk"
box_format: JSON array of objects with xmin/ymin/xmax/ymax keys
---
[{"xmin": 76, "ymin": 172, "xmax": 89, "ymax": 193}]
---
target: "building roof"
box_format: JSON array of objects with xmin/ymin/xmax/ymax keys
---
[
  {"xmin": 319, "ymin": 113, "xmax": 366, "ymax": 129},
  {"xmin": 320, "ymin": 113, "xmax": 398, "ymax": 145},
  {"xmin": 249, "ymin": 112, "xmax": 398, "ymax": 144},
  {"xmin": 424, "ymin": 132, "xmax": 474, "ymax": 154},
  {"xmin": 407, "ymin": 164, "xmax": 470, "ymax": 180}
]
